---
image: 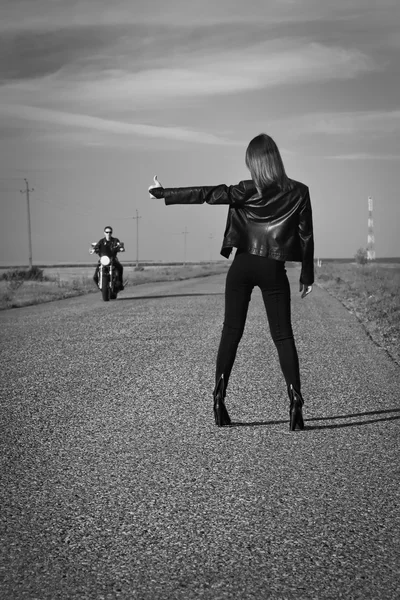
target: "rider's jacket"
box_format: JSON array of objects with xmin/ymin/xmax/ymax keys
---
[
  {"xmin": 94, "ymin": 237, "xmax": 122, "ymax": 260},
  {"xmin": 152, "ymin": 179, "xmax": 314, "ymax": 285}
]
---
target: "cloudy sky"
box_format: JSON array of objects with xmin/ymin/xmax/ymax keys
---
[{"xmin": 1, "ymin": 0, "xmax": 399, "ymax": 265}]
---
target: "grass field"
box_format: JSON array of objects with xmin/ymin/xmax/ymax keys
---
[
  {"xmin": 0, "ymin": 263, "xmax": 230, "ymax": 311},
  {"xmin": 316, "ymin": 261, "xmax": 400, "ymax": 365}
]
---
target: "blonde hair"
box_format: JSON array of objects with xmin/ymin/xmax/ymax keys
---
[{"xmin": 245, "ymin": 134, "xmax": 292, "ymax": 194}]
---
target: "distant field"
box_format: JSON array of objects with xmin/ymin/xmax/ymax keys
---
[
  {"xmin": 0, "ymin": 263, "xmax": 231, "ymax": 310},
  {"xmin": 316, "ymin": 257, "xmax": 400, "ymax": 264}
]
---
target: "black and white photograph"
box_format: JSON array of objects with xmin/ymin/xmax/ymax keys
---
[{"xmin": 1, "ymin": 0, "xmax": 399, "ymax": 598}]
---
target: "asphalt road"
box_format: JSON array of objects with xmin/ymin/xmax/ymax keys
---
[{"xmin": 1, "ymin": 268, "xmax": 399, "ymax": 600}]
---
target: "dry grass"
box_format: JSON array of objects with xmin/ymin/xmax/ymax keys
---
[
  {"xmin": 316, "ymin": 261, "xmax": 400, "ymax": 364},
  {"xmin": 0, "ymin": 263, "xmax": 230, "ymax": 311}
]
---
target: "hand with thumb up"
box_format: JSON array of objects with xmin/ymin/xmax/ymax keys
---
[{"xmin": 148, "ymin": 175, "xmax": 163, "ymax": 199}]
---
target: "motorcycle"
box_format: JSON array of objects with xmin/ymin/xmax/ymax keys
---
[{"xmin": 89, "ymin": 241, "xmax": 125, "ymax": 301}]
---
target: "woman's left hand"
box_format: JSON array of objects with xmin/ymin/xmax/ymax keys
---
[{"xmin": 148, "ymin": 175, "xmax": 163, "ymax": 198}]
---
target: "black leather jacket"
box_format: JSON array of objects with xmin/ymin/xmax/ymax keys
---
[
  {"xmin": 152, "ymin": 179, "xmax": 314, "ymax": 285},
  {"xmin": 94, "ymin": 237, "xmax": 123, "ymax": 261}
]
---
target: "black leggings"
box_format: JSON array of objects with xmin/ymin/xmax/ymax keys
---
[{"xmin": 216, "ymin": 252, "xmax": 300, "ymax": 394}]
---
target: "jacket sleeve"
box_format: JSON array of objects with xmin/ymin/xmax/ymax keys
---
[
  {"xmin": 298, "ymin": 189, "xmax": 314, "ymax": 285},
  {"xmin": 112, "ymin": 238, "xmax": 121, "ymax": 253},
  {"xmin": 151, "ymin": 180, "xmax": 256, "ymax": 206}
]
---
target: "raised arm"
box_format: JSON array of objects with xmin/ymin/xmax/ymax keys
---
[
  {"xmin": 93, "ymin": 239, "xmax": 102, "ymax": 255},
  {"xmin": 149, "ymin": 176, "xmax": 256, "ymax": 206}
]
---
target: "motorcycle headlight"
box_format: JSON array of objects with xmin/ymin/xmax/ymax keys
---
[{"xmin": 100, "ymin": 255, "xmax": 111, "ymax": 266}]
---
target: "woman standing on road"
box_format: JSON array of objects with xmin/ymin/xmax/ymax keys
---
[{"xmin": 149, "ymin": 133, "xmax": 314, "ymax": 431}]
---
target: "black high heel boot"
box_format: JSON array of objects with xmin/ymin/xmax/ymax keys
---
[
  {"xmin": 213, "ymin": 375, "xmax": 231, "ymax": 427},
  {"xmin": 289, "ymin": 384, "xmax": 304, "ymax": 431}
]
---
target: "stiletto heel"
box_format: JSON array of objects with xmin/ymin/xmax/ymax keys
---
[
  {"xmin": 213, "ymin": 375, "xmax": 231, "ymax": 427},
  {"xmin": 289, "ymin": 384, "xmax": 304, "ymax": 431}
]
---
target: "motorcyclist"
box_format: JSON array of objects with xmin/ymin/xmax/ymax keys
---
[{"xmin": 92, "ymin": 226, "xmax": 125, "ymax": 291}]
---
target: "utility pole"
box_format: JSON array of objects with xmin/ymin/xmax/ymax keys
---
[
  {"xmin": 182, "ymin": 226, "xmax": 189, "ymax": 265},
  {"xmin": 132, "ymin": 210, "xmax": 141, "ymax": 269},
  {"xmin": 367, "ymin": 196, "xmax": 376, "ymax": 260},
  {"xmin": 20, "ymin": 178, "xmax": 34, "ymax": 269}
]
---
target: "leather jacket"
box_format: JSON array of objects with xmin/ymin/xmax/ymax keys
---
[
  {"xmin": 152, "ymin": 179, "xmax": 314, "ymax": 285},
  {"xmin": 94, "ymin": 237, "xmax": 123, "ymax": 261}
]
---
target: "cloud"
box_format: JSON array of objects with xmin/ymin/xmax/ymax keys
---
[
  {"xmin": 143, "ymin": 42, "xmax": 373, "ymax": 93},
  {"xmin": 0, "ymin": 0, "xmax": 349, "ymax": 32},
  {"xmin": 0, "ymin": 25, "xmax": 122, "ymax": 82},
  {"xmin": 0, "ymin": 104, "xmax": 235, "ymax": 146},
  {"xmin": 0, "ymin": 41, "xmax": 376, "ymax": 114},
  {"xmin": 2, "ymin": 0, "xmax": 399, "ymax": 31},
  {"xmin": 285, "ymin": 110, "xmax": 400, "ymax": 136},
  {"xmin": 1, "ymin": 15, "xmax": 377, "ymax": 87}
]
